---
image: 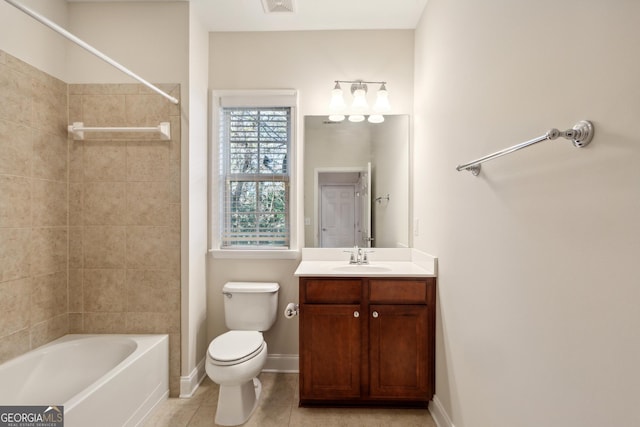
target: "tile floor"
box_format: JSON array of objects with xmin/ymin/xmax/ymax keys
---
[{"xmin": 143, "ymin": 373, "xmax": 437, "ymax": 427}]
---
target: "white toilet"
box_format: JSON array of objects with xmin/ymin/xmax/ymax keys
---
[{"xmin": 205, "ymin": 282, "xmax": 280, "ymax": 426}]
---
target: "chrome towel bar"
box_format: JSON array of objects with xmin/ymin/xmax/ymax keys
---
[
  {"xmin": 456, "ymin": 120, "xmax": 594, "ymax": 176},
  {"xmin": 68, "ymin": 122, "xmax": 171, "ymax": 140}
]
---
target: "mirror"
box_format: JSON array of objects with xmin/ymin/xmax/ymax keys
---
[{"xmin": 303, "ymin": 115, "xmax": 409, "ymax": 248}]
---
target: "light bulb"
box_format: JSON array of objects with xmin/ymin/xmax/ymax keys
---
[
  {"xmin": 368, "ymin": 114, "xmax": 384, "ymax": 123},
  {"xmin": 348, "ymin": 114, "xmax": 365, "ymax": 123},
  {"xmin": 329, "ymin": 114, "xmax": 345, "ymax": 122},
  {"xmin": 351, "ymin": 88, "xmax": 369, "ymax": 112}
]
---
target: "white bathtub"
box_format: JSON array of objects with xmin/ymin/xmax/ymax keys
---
[{"xmin": 0, "ymin": 334, "xmax": 169, "ymax": 427}]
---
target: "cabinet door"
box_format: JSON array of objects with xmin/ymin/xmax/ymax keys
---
[
  {"xmin": 369, "ymin": 304, "xmax": 430, "ymax": 400},
  {"xmin": 300, "ymin": 304, "xmax": 362, "ymax": 400}
]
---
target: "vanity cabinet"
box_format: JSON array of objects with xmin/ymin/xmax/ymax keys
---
[{"xmin": 299, "ymin": 276, "xmax": 435, "ymax": 407}]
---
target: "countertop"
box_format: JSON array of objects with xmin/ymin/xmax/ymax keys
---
[{"xmin": 294, "ymin": 248, "xmax": 437, "ymax": 278}]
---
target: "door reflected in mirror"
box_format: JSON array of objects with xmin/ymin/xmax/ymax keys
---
[{"xmin": 304, "ymin": 115, "xmax": 409, "ymax": 248}]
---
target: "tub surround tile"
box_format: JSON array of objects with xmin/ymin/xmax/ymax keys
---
[
  {"xmin": 83, "ymin": 141, "xmax": 127, "ymax": 182},
  {"xmin": 126, "ymin": 141, "xmax": 171, "ymax": 181},
  {"xmin": 126, "ymin": 269, "xmax": 179, "ymax": 312},
  {"xmin": 126, "ymin": 181, "xmax": 171, "ymax": 226},
  {"xmin": 125, "ymin": 311, "xmax": 180, "ymax": 335},
  {"xmin": 68, "ymin": 140, "xmax": 84, "ymax": 183},
  {"xmin": 31, "ymin": 77, "xmax": 67, "ymax": 133},
  {"xmin": 81, "ymin": 94, "xmax": 126, "ymax": 127},
  {"xmin": 68, "ymin": 269, "xmax": 83, "ymax": 312},
  {"xmin": 83, "ymin": 269, "xmax": 125, "ymax": 312},
  {"xmin": 69, "ymin": 183, "xmax": 83, "ymax": 226},
  {"xmin": 83, "ymin": 226, "xmax": 126, "ymax": 269},
  {"xmin": 0, "ymin": 119, "xmax": 32, "ymax": 176},
  {"xmin": 126, "ymin": 226, "xmax": 179, "ymax": 270},
  {"xmin": 68, "ymin": 227, "xmax": 83, "ymax": 269},
  {"xmin": 125, "ymin": 94, "xmax": 169, "ymax": 127},
  {"xmin": 32, "ymin": 130, "xmax": 68, "ymax": 181},
  {"xmin": 31, "ymin": 271, "xmax": 68, "ymax": 324},
  {"xmin": 83, "ymin": 182, "xmax": 127, "ymax": 225},
  {"xmin": 83, "ymin": 312, "xmax": 126, "ymax": 334},
  {"xmin": 0, "ymin": 64, "xmax": 32, "ymax": 126},
  {"xmin": 68, "ymin": 313, "xmax": 83, "ymax": 333},
  {"xmin": 31, "ymin": 179, "xmax": 67, "ymax": 227},
  {"xmin": 0, "ymin": 227, "xmax": 31, "ymax": 282},
  {"xmin": 30, "ymin": 313, "xmax": 68, "ymax": 349},
  {"xmin": 0, "ymin": 278, "xmax": 31, "ymax": 336},
  {"xmin": 30, "ymin": 227, "xmax": 67, "ymax": 276},
  {"xmin": 0, "ymin": 329, "xmax": 30, "ymax": 365},
  {"xmin": 0, "ymin": 175, "xmax": 31, "ymax": 228}
]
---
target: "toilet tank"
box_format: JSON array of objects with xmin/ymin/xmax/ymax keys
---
[{"xmin": 223, "ymin": 282, "xmax": 280, "ymax": 331}]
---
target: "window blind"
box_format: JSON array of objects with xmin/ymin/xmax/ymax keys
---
[{"xmin": 220, "ymin": 107, "xmax": 291, "ymax": 248}]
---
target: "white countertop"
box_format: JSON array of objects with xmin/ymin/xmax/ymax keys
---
[{"xmin": 294, "ymin": 248, "xmax": 437, "ymax": 277}]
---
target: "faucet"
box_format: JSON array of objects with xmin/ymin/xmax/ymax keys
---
[{"xmin": 344, "ymin": 246, "xmax": 372, "ymax": 265}]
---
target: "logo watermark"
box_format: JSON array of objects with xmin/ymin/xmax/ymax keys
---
[{"xmin": 0, "ymin": 406, "xmax": 63, "ymax": 427}]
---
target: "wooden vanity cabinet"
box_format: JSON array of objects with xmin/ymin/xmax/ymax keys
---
[{"xmin": 299, "ymin": 276, "xmax": 436, "ymax": 407}]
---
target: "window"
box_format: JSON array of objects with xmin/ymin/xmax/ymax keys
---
[{"xmin": 213, "ymin": 91, "xmax": 297, "ymax": 253}]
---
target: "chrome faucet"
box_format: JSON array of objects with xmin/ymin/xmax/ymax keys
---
[{"xmin": 344, "ymin": 246, "xmax": 372, "ymax": 265}]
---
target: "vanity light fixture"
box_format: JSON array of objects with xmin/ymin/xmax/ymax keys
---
[{"xmin": 328, "ymin": 80, "xmax": 391, "ymax": 123}]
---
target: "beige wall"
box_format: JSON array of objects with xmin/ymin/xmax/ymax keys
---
[
  {"xmin": 208, "ymin": 30, "xmax": 415, "ymax": 356},
  {"xmin": 414, "ymin": 1, "xmax": 640, "ymax": 426},
  {"xmin": 0, "ymin": 51, "xmax": 69, "ymax": 362}
]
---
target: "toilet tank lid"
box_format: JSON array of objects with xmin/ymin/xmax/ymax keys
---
[{"xmin": 223, "ymin": 282, "xmax": 279, "ymax": 293}]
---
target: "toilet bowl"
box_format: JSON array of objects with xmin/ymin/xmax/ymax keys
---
[
  {"xmin": 205, "ymin": 282, "xmax": 279, "ymax": 426},
  {"xmin": 205, "ymin": 331, "xmax": 268, "ymax": 426}
]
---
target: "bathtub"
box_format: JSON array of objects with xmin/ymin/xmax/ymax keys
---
[{"xmin": 0, "ymin": 334, "xmax": 169, "ymax": 427}]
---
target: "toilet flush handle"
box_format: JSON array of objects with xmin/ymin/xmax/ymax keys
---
[{"xmin": 223, "ymin": 292, "xmax": 232, "ymax": 298}]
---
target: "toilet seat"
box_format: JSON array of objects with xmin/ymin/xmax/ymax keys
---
[{"xmin": 208, "ymin": 331, "xmax": 264, "ymax": 366}]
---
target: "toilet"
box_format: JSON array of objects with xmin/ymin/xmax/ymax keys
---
[{"xmin": 205, "ymin": 282, "xmax": 280, "ymax": 426}]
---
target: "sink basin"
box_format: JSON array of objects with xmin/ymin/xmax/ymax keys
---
[{"xmin": 331, "ymin": 264, "xmax": 392, "ymax": 273}]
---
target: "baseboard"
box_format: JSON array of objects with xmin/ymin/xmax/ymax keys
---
[
  {"xmin": 429, "ymin": 395, "xmax": 455, "ymax": 427},
  {"xmin": 262, "ymin": 353, "xmax": 299, "ymax": 373},
  {"xmin": 179, "ymin": 357, "xmax": 206, "ymax": 398}
]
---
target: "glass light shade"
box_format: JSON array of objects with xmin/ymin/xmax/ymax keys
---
[
  {"xmin": 348, "ymin": 114, "xmax": 365, "ymax": 123},
  {"xmin": 329, "ymin": 86, "xmax": 346, "ymax": 113},
  {"xmin": 351, "ymin": 88, "xmax": 369, "ymax": 112},
  {"xmin": 329, "ymin": 114, "xmax": 345, "ymax": 122},
  {"xmin": 368, "ymin": 114, "xmax": 385, "ymax": 123},
  {"xmin": 373, "ymin": 87, "xmax": 391, "ymax": 113}
]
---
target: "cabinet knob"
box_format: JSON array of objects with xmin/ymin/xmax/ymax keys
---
[
  {"xmin": 372, "ymin": 311, "xmax": 379, "ymax": 318},
  {"xmin": 354, "ymin": 311, "xmax": 360, "ymax": 318}
]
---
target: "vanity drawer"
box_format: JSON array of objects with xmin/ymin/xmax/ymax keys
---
[
  {"xmin": 301, "ymin": 279, "xmax": 362, "ymax": 303},
  {"xmin": 369, "ymin": 279, "xmax": 433, "ymax": 304}
]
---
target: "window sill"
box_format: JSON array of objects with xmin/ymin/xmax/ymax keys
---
[{"xmin": 208, "ymin": 248, "xmax": 300, "ymax": 260}]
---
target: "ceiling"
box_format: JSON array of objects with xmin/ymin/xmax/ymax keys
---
[{"xmin": 67, "ymin": 0, "xmax": 429, "ymax": 32}]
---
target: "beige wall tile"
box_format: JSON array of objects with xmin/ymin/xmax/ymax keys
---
[
  {"xmin": 69, "ymin": 140, "xmax": 84, "ymax": 183},
  {"xmin": 32, "ymin": 131, "xmax": 68, "ymax": 181},
  {"xmin": 126, "ymin": 269, "xmax": 179, "ymax": 312},
  {"xmin": 126, "ymin": 226, "xmax": 179, "ymax": 270},
  {"xmin": 68, "ymin": 94, "xmax": 82, "ymax": 123},
  {"xmin": 0, "ymin": 119, "xmax": 32, "ymax": 176},
  {"xmin": 125, "ymin": 311, "xmax": 180, "ymax": 334},
  {"xmin": 169, "ymin": 333, "xmax": 181, "ymax": 398},
  {"xmin": 68, "ymin": 313, "xmax": 83, "ymax": 333},
  {"xmin": 83, "ymin": 268, "xmax": 125, "ymax": 312},
  {"xmin": 84, "ymin": 182, "xmax": 126, "ymax": 225},
  {"xmin": 69, "ymin": 183, "xmax": 83, "ymax": 226},
  {"xmin": 0, "ymin": 175, "xmax": 31, "ymax": 228},
  {"xmin": 81, "ymin": 94, "xmax": 126, "ymax": 127},
  {"xmin": 0, "ymin": 227, "xmax": 31, "ymax": 282},
  {"xmin": 126, "ymin": 181, "xmax": 170, "ymax": 226},
  {"xmin": 82, "ymin": 84, "xmax": 139, "ymax": 96},
  {"xmin": 83, "ymin": 141, "xmax": 126, "ymax": 182},
  {"xmin": 30, "ymin": 227, "xmax": 67, "ymax": 276},
  {"xmin": 31, "ymin": 77, "xmax": 67, "ymax": 133},
  {"xmin": 68, "ymin": 227, "xmax": 83, "ymax": 269},
  {"xmin": 125, "ymin": 94, "xmax": 170, "ymax": 127},
  {"xmin": 0, "ymin": 278, "xmax": 31, "ymax": 336},
  {"xmin": 169, "ymin": 203, "xmax": 180, "ymax": 228},
  {"xmin": 68, "ymin": 269, "xmax": 83, "ymax": 313},
  {"xmin": 83, "ymin": 226, "xmax": 125, "ymax": 269},
  {"xmin": 0, "ymin": 64, "xmax": 32, "ymax": 126},
  {"xmin": 127, "ymin": 141, "xmax": 170, "ymax": 181},
  {"xmin": 83, "ymin": 312, "xmax": 126, "ymax": 334},
  {"xmin": 32, "ymin": 179, "xmax": 67, "ymax": 227},
  {"xmin": 30, "ymin": 314, "xmax": 68, "ymax": 349},
  {"xmin": 31, "ymin": 271, "xmax": 68, "ymax": 324},
  {"xmin": 0, "ymin": 329, "xmax": 30, "ymax": 365}
]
